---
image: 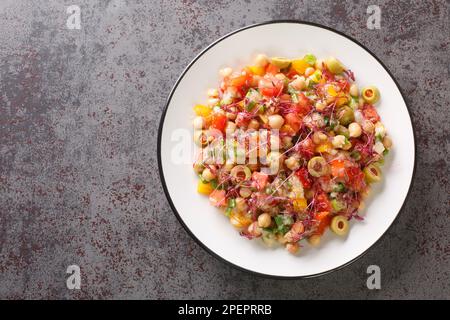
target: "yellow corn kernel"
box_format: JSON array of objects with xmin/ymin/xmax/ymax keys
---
[
  {"xmin": 315, "ymin": 142, "xmax": 332, "ymax": 154},
  {"xmin": 291, "ymin": 59, "xmax": 309, "ymax": 74},
  {"xmin": 248, "ymin": 65, "xmax": 265, "ymax": 76},
  {"xmin": 327, "ymin": 85, "xmax": 338, "ymax": 97},
  {"xmin": 293, "ymin": 198, "xmax": 307, "ymax": 212},
  {"xmin": 197, "ymin": 180, "xmax": 214, "ymax": 195},
  {"xmin": 229, "ymin": 212, "xmax": 252, "ymax": 228},
  {"xmin": 193, "ymin": 104, "xmax": 212, "ymax": 117}
]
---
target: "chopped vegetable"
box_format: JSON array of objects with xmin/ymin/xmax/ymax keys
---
[{"xmin": 192, "ymin": 52, "xmax": 391, "ymax": 255}]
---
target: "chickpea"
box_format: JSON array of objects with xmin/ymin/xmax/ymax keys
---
[
  {"xmin": 282, "ymin": 136, "xmax": 293, "ymax": 148},
  {"xmin": 207, "ymin": 98, "xmax": 220, "ymax": 107},
  {"xmin": 383, "ymin": 136, "xmax": 393, "ymax": 149},
  {"xmin": 342, "ymin": 140, "xmax": 352, "ymax": 150},
  {"xmin": 247, "ymin": 222, "xmax": 262, "ymax": 237},
  {"xmin": 312, "ymin": 131, "xmax": 327, "ymax": 144},
  {"xmin": 332, "ymin": 135, "xmax": 346, "ymax": 148},
  {"xmin": 193, "ymin": 162, "xmax": 204, "ymax": 174},
  {"xmin": 219, "ymin": 67, "xmax": 232, "ymax": 78},
  {"xmin": 257, "ymin": 213, "xmax": 272, "ymax": 228},
  {"xmin": 207, "ymin": 88, "xmax": 218, "ymax": 97},
  {"xmin": 223, "ymin": 160, "xmax": 235, "ymax": 172},
  {"xmin": 290, "ymin": 76, "xmax": 306, "ymax": 90},
  {"xmin": 348, "ymin": 122, "xmax": 362, "ymax": 138},
  {"xmin": 305, "ymin": 67, "xmax": 315, "ymax": 77},
  {"xmin": 239, "ymin": 187, "xmax": 252, "ymax": 198},
  {"xmin": 361, "ymin": 121, "xmax": 376, "ymax": 136},
  {"xmin": 248, "ymin": 119, "xmax": 260, "ymax": 130},
  {"xmin": 275, "ymin": 73, "xmax": 287, "ymax": 82},
  {"xmin": 284, "ymin": 156, "xmax": 300, "ymax": 171},
  {"xmin": 362, "ymin": 120, "xmax": 375, "ymax": 133},
  {"xmin": 201, "ymin": 168, "xmax": 216, "ymax": 182},
  {"xmin": 255, "ymin": 54, "xmax": 269, "ymax": 67},
  {"xmin": 277, "ymin": 234, "xmax": 288, "ymax": 245},
  {"xmin": 268, "ymin": 114, "xmax": 285, "ymax": 129},
  {"xmin": 308, "ymin": 235, "xmax": 321, "ymax": 246},
  {"xmin": 193, "ymin": 116, "xmax": 204, "ymax": 130},
  {"xmin": 315, "ymin": 101, "xmax": 326, "ymax": 112},
  {"xmin": 286, "ymin": 242, "xmax": 300, "ymax": 254},
  {"xmin": 349, "ymin": 83, "xmax": 359, "ymax": 97},
  {"xmin": 283, "ymin": 231, "xmax": 295, "ymax": 243},
  {"xmin": 266, "ymin": 151, "xmax": 283, "ymax": 170}
]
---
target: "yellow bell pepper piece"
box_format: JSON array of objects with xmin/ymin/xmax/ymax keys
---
[
  {"xmin": 293, "ymin": 198, "xmax": 308, "ymax": 212},
  {"xmin": 315, "ymin": 142, "xmax": 332, "ymax": 154},
  {"xmin": 229, "ymin": 212, "xmax": 253, "ymax": 228},
  {"xmin": 291, "ymin": 59, "xmax": 309, "ymax": 74},
  {"xmin": 197, "ymin": 180, "xmax": 214, "ymax": 195},
  {"xmin": 193, "ymin": 104, "xmax": 211, "ymax": 117},
  {"xmin": 327, "ymin": 85, "xmax": 338, "ymax": 97},
  {"xmin": 248, "ymin": 65, "xmax": 265, "ymax": 76}
]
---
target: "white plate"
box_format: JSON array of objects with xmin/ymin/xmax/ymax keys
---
[{"xmin": 158, "ymin": 21, "xmax": 415, "ymax": 278}]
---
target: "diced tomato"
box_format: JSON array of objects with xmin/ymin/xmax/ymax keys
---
[
  {"xmin": 209, "ymin": 190, "xmax": 226, "ymax": 207},
  {"xmin": 315, "ymin": 192, "xmax": 331, "ymax": 212},
  {"xmin": 297, "ymin": 137, "xmax": 315, "ymax": 159},
  {"xmin": 229, "ymin": 75, "xmax": 248, "ymax": 88},
  {"xmin": 285, "ymin": 68, "xmax": 298, "ymax": 79},
  {"xmin": 284, "ymin": 113, "xmax": 302, "ymax": 132},
  {"xmin": 252, "ymin": 172, "xmax": 268, "ymax": 190},
  {"xmin": 362, "ymin": 104, "xmax": 380, "ymax": 123},
  {"xmin": 265, "ymin": 63, "xmax": 280, "ymax": 75},
  {"xmin": 347, "ymin": 166, "xmax": 366, "ymax": 192},
  {"xmin": 315, "ymin": 211, "xmax": 331, "ymax": 235},
  {"xmin": 330, "ymin": 159, "xmax": 347, "ymax": 178},
  {"xmin": 280, "ymin": 93, "xmax": 292, "ymax": 102},
  {"xmin": 295, "ymin": 167, "xmax": 312, "ymax": 189},
  {"xmin": 210, "ymin": 113, "xmax": 227, "ymax": 133},
  {"xmin": 258, "ymin": 77, "xmax": 283, "ymax": 97},
  {"xmin": 290, "ymin": 92, "xmax": 312, "ymax": 116}
]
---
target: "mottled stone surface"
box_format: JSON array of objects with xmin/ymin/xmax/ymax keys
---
[{"xmin": 0, "ymin": 0, "xmax": 448, "ymax": 299}]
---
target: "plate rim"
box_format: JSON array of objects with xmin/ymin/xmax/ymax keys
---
[{"xmin": 157, "ymin": 20, "xmax": 417, "ymax": 279}]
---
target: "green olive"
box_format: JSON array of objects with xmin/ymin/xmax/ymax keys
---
[
  {"xmin": 270, "ymin": 57, "xmax": 292, "ymax": 69},
  {"xmin": 335, "ymin": 125, "xmax": 350, "ymax": 138},
  {"xmin": 336, "ymin": 106, "xmax": 354, "ymax": 126},
  {"xmin": 307, "ymin": 156, "xmax": 329, "ymax": 177},
  {"xmin": 230, "ymin": 165, "xmax": 251, "ymax": 182},
  {"xmin": 363, "ymin": 163, "xmax": 382, "ymax": 183},
  {"xmin": 325, "ymin": 57, "xmax": 344, "ymax": 74},
  {"xmin": 361, "ymin": 86, "xmax": 380, "ymax": 104},
  {"xmin": 330, "ymin": 215, "xmax": 349, "ymax": 236}
]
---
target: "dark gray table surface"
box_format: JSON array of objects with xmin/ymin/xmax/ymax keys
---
[{"xmin": 0, "ymin": 0, "xmax": 448, "ymax": 299}]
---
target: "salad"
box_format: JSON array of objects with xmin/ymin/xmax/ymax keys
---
[{"xmin": 192, "ymin": 53, "xmax": 392, "ymax": 254}]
